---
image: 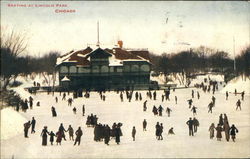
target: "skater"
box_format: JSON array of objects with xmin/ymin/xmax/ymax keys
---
[
  {"xmin": 143, "ymin": 119, "xmax": 147, "ymax": 131},
  {"xmin": 68, "ymin": 98, "xmax": 73, "ymax": 106},
  {"xmin": 62, "ymin": 92, "xmax": 66, "ymax": 100},
  {"xmin": 197, "ymin": 91, "xmax": 200, "ymax": 99},
  {"xmin": 215, "ymin": 124, "xmax": 223, "ymax": 141},
  {"xmin": 114, "ymin": 125, "xmax": 122, "ymax": 145},
  {"xmin": 229, "ymin": 124, "xmax": 238, "ymax": 142},
  {"xmin": 29, "ymin": 96, "xmax": 33, "ymax": 109},
  {"xmin": 58, "ymin": 123, "xmax": 67, "ymax": 141},
  {"xmin": 208, "ymin": 102, "xmax": 213, "ymax": 113},
  {"xmin": 74, "ymin": 127, "xmax": 83, "ymax": 146},
  {"xmin": 143, "ymin": 100, "xmax": 147, "ymax": 112},
  {"xmin": 162, "ymin": 94, "xmax": 164, "ymax": 102},
  {"xmin": 191, "ymin": 106, "xmax": 197, "ymax": 116},
  {"xmin": 120, "ymin": 92, "xmax": 123, "ymax": 102},
  {"xmin": 132, "ymin": 126, "xmax": 136, "ymax": 141},
  {"xmin": 152, "ymin": 105, "xmax": 158, "ymax": 116},
  {"xmin": 234, "ymin": 89, "xmax": 237, "ymax": 96},
  {"xmin": 49, "ymin": 131, "xmax": 56, "ymax": 145},
  {"xmin": 73, "ymin": 107, "xmax": 77, "ymax": 114},
  {"xmin": 191, "ymin": 90, "xmax": 194, "ymax": 98},
  {"xmin": 159, "ymin": 123, "xmax": 164, "ymax": 140},
  {"xmin": 31, "ymin": 117, "xmax": 36, "ymax": 133},
  {"xmin": 158, "ymin": 105, "xmax": 164, "ymax": 116},
  {"xmin": 55, "ymin": 97, "xmax": 58, "ymax": 103},
  {"xmin": 208, "ymin": 123, "xmax": 215, "ymax": 139},
  {"xmin": 175, "ymin": 96, "xmax": 177, "ymax": 104},
  {"xmin": 212, "ymin": 96, "xmax": 216, "ymax": 106},
  {"xmin": 226, "ymin": 91, "xmax": 229, "ymax": 100},
  {"xmin": 51, "ymin": 106, "xmax": 57, "ymax": 117},
  {"xmin": 104, "ymin": 125, "xmax": 111, "ymax": 145},
  {"xmin": 187, "ymin": 99, "xmax": 193, "ymax": 108},
  {"xmin": 67, "ymin": 125, "xmax": 74, "ymax": 141},
  {"xmin": 168, "ymin": 127, "xmax": 175, "ymax": 135},
  {"xmin": 236, "ymin": 99, "xmax": 241, "ymax": 110},
  {"xmin": 82, "ymin": 105, "xmax": 85, "ymax": 116},
  {"xmin": 186, "ymin": 118, "xmax": 194, "ymax": 136},
  {"xmin": 241, "ymin": 91, "xmax": 245, "ymax": 100},
  {"xmin": 23, "ymin": 121, "xmax": 31, "ymax": 138},
  {"xmin": 153, "ymin": 91, "xmax": 156, "ymax": 100},
  {"xmin": 223, "ymin": 121, "xmax": 230, "ymax": 142},
  {"xmin": 219, "ymin": 114, "xmax": 224, "ymax": 126},
  {"xmin": 193, "ymin": 117, "xmax": 199, "ymax": 133},
  {"xmin": 166, "ymin": 107, "xmax": 172, "ymax": 117},
  {"xmin": 155, "ymin": 122, "xmax": 160, "ymax": 139},
  {"xmin": 56, "ymin": 131, "xmax": 63, "ymax": 145},
  {"xmin": 41, "ymin": 126, "xmax": 49, "ymax": 146},
  {"xmin": 36, "ymin": 101, "xmax": 40, "ymax": 107}
]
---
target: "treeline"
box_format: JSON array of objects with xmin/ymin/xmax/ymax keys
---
[{"xmin": 149, "ymin": 46, "xmax": 250, "ymax": 78}]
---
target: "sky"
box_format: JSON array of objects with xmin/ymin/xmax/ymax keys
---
[{"xmin": 1, "ymin": 1, "xmax": 249, "ymax": 57}]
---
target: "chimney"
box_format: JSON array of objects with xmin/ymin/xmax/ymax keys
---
[{"xmin": 117, "ymin": 40, "xmax": 123, "ymax": 48}]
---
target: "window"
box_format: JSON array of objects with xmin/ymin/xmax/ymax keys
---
[
  {"xmin": 141, "ymin": 64, "xmax": 150, "ymax": 72},
  {"xmin": 131, "ymin": 65, "xmax": 139, "ymax": 72},
  {"xmin": 101, "ymin": 66, "xmax": 109, "ymax": 73},
  {"xmin": 69, "ymin": 66, "xmax": 77, "ymax": 73},
  {"xmin": 92, "ymin": 66, "xmax": 99, "ymax": 73},
  {"xmin": 117, "ymin": 67, "xmax": 123, "ymax": 73},
  {"xmin": 60, "ymin": 66, "xmax": 68, "ymax": 73},
  {"xmin": 124, "ymin": 65, "xmax": 130, "ymax": 72},
  {"xmin": 109, "ymin": 67, "xmax": 114, "ymax": 72},
  {"xmin": 78, "ymin": 67, "xmax": 90, "ymax": 73}
]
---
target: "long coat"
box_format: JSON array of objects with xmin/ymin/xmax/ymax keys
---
[
  {"xmin": 223, "ymin": 122, "xmax": 230, "ymax": 141},
  {"xmin": 209, "ymin": 125, "xmax": 215, "ymax": 138},
  {"xmin": 56, "ymin": 131, "xmax": 63, "ymax": 143},
  {"xmin": 114, "ymin": 127, "xmax": 122, "ymax": 143},
  {"xmin": 41, "ymin": 128, "xmax": 49, "ymax": 146},
  {"xmin": 215, "ymin": 126, "xmax": 223, "ymax": 138}
]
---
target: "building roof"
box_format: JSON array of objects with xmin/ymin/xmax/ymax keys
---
[{"xmin": 56, "ymin": 46, "xmax": 151, "ymax": 67}]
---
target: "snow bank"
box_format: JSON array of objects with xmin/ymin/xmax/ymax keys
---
[
  {"xmin": 1, "ymin": 108, "xmax": 27, "ymax": 140},
  {"xmin": 221, "ymin": 76, "xmax": 250, "ymax": 94}
]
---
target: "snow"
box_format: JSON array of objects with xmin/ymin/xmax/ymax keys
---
[
  {"xmin": 1, "ymin": 107, "xmax": 28, "ymax": 140},
  {"xmin": 1, "ymin": 75, "xmax": 250, "ymax": 158},
  {"xmin": 221, "ymin": 76, "xmax": 250, "ymax": 95}
]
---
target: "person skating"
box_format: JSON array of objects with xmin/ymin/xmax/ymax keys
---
[
  {"xmin": 143, "ymin": 119, "xmax": 147, "ymax": 131},
  {"xmin": 193, "ymin": 117, "xmax": 199, "ymax": 133},
  {"xmin": 62, "ymin": 92, "xmax": 66, "ymax": 100},
  {"xmin": 166, "ymin": 107, "xmax": 172, "ymax": 117},
  {"xmin": 120, "ymin": 92, "xmax": 123, "ymax": 102},
  {"xmin": 24, "ymin": 121, "xmax": 31, "ymax": 138},
  {"xmin": 49, "ymin": 131, "xmax": 56, "ymax": 145},
  {"xmin": 132, "ymin": 126, "xmax": 136, "ymax": 141},
  {"xmin": 197, "ymin": 91, "xmax": 200, "ymax": 100},
  {"xmin": 191, "ymin": 90, "xmax": 194, "ymax": 98},
  {"xmin": 82, "ymin": 105, "xmax": 85, "ymax": 116},
  {"xmin": 143, "ymin": 100, "xmax": 147, "ymax": 112},
  {"xmin": 68, "ymin": 98, "xmax": 73, "ymax": 106},
  {"xmin": 187, "ymin": 99, "xmax": 193, "ymax": 108},
  {"xmin": 191, "ymin": 106, "xmax": 197, "ymax": 116},
  {"xmin": 212, "ymin": 96, "xmax": 216, "ymax": 106},
  {"xmin": 73, "ymin": 107, "xmax": 77, "ymax": 114},
  {"xmin": 74, "ymin": 127, "xmax": 83, "ymax": 146},
  {"xmin": 41, "ymin": 126, "xmax": 49, "ymax": 146},
  {"xmin": 155, "ymin": 122, "xmax": 160, "ymax": 139},
  {"xmin": 219, "ymin": 114, "xmax": 224, "ymax": 126},
  {"xmin": 168, "ymin": 127, "xmax": 175, "ymax": 135},
  {"xmin": 236, "ymin": 99, "xmax": 241, "ymax": 110},
  {"xmin": 186, "ymin": 118, "xmax": 194, "ymax": 136},
  {"xmin": 226, "ymin": 91, "xmax": 229, "ymax": 100},
  {"xmin": 152, "ymin": 105, "xmax": 158, "ymax": 116},
  {"xmin": 153, "ymin": 91, "xmax": 156, "ymax": 100},
  {"xmin": 223, "ymin": 121, "xmax": 230, "ymax": 142},
  {"xmin": 215, "ymin": 124, "xmax": 223, "ymax": 141},
  {"xmin": 175, "ymin": 96, "xmax": 177, "ymax": 104},
  {"xmin": 158, "ymin": 105, "xmax": 164, "ymax": 116},
  {"xmin": 104, "ymin": 125, "xmax": 111, "ymax": 145},
  {"xmin": 114, "ymin": 125, "xmax": 122, "ymax": 145},
  {"xmin": 29, "ymin": 96, "xmax": 33, "ymax": 109},
  {"xmin": 58, "ymin": 123, "xmax": 67, "ymax": 141},
  {"xmin": 208, "ymin": 102, "xmax": 213, "ymax": 113},
  {"xmin": 208, "ymin": 123, "xmax": 215, "ymax": 139},
  {"xmin": 159, "ymin": 123, "xmax": 164, "ymax": 140},
  {"xmin": 31, "ymin": 117, "xmax": 36, "ymax": 133},
  {"xmin": 67, "ymin": 125, "xmax": 74, "ymax": 141},
  {"xmin": 56, "ymin": 130, "xmax": 63, "ymax": 145},
  {"xmin": 241, "ymin": 91, "xmax": 245, "ymax": 101},
  {"xmin": 51, "ymin": 106, "xmax": 57, "ymax": 117},
  {"xmin": 229, "ymin": 124, "xmax": 238, "ymax": 142},
  {"xmin": 55, "ymin": 97, "xmax": 58, "ymax": 103}
]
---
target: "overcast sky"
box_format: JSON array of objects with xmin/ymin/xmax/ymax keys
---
[{"xmin": 1, "ymin": 1, "xmax": 249, "ymax": 57}]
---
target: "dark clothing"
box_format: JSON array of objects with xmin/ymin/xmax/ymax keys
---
[
  {"xmin": 52, "ymin": 107, "xmax": 57, "ymax": 117},
  {"xmin": 24, "ymin": 122, "xmax": 31, "ymax": 138},
  {"xmin": 74, "ymin": 129, "xmax": 83, "ymax": 146},
  {"xmin": 49, "ymin": 132, "xmax": 56, "ymax": 144},
  {"xmin": 31, "ymin": 119, "xmax": 36, "ymax": 133},
  {"xmin": 186, "ymin": 119, "xmax": 194, "ymax": 136},
  {"xmin": 41, "ymin": 128, "xmax": 49, "ymax": 146},
  {"xmin": 114, "ymin": 127, "xmax": 122, "ymax": 144}
]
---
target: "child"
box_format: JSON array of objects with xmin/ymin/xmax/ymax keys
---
[{"xmin": 49, "ymin": 131, "xmax": 56, "ymax": 145}]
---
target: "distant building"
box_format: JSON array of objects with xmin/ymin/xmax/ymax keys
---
[{"xmin": 56, "ymin": 42, "xmax": 151, "ymax": 90}]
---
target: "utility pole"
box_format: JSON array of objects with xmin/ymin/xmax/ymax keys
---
[{"xmin": 97, "ymin": 21, "xmax": 100, "ymax": 47}]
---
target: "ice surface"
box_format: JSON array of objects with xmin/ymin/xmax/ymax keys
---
[{"xmin": 1, "ymin": 75, "xmax": 250, "ymax": 158}]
